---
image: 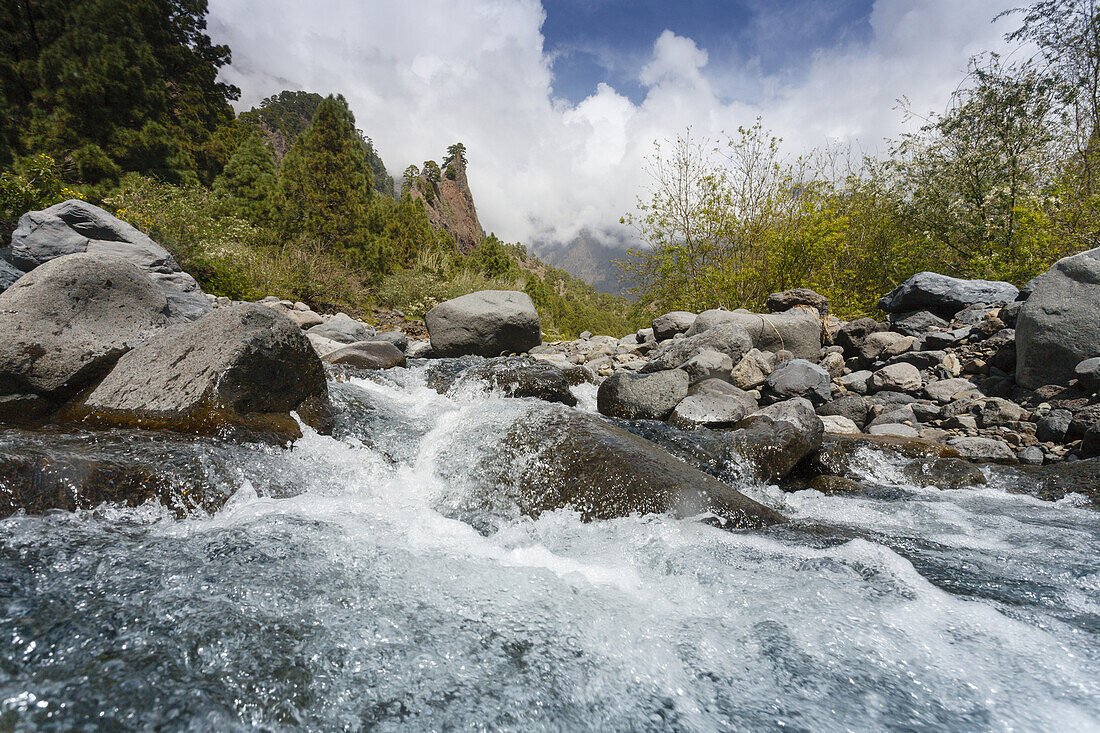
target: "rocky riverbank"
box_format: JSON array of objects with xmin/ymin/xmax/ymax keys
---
[{"xmin": 1, "ymin": 199, "xmax": 1098, "ymax": 519}]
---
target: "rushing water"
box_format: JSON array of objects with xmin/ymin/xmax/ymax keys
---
[{"xmin": 1, "ymin": 362, "xmax": 1098, "ymax": 731}]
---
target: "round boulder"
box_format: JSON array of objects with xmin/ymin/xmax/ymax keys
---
[
  {"xmin": 597, "ymin": 369, "xmax": 689, "ymax": 420},
  {"xmin": 878, "ymin": 271, "xmax": 1018, "ymax": 316},
  {"xmin": 425, "ymin": 290, "xmax": 541, "ymax": 358},
  {"xmin": 686, "ymin": 308, "xmax": 822, "ymax": 361},
  {"xmin": 651, "ymin": 311, "xmax": 697, "ymax": 341}
]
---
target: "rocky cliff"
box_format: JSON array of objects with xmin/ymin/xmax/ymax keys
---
[{"xmin": 409, "ymin": 156, "xmax": 485, "ymax": 254}]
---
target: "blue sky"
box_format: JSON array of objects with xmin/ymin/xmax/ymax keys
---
[{"xmin": 541, "ymin": 0, "xmax": 877, "ymax": 105}]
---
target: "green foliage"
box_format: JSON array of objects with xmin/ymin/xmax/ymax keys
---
[
  {"xmin": 0, "ymin": 0, "xmax": 238, "ymax": 183},
  {"xmin": 212, "ymin": 131, "xmax": 279, "ymax": 224},
  {"xmin": 279, "ymin": 95, "xmax": 372, "ymax": 245},
  {"xmin": 465, "ymin": 234, "xmax": 514, "ymax": 278},
  {"xmin": 0, "ymin": 154, "xmax": 84, "ymax": 234}
]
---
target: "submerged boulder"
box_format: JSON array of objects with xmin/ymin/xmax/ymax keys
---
[
  {"xmin": 0, "ymin": 253, "xmax": 171, "ymax": 413},
  {"xmin": 507, "ymin": 407, "xmax": 784, "ymax": 526},
  {"xmin": 77, "ymin": 304, "xmax": 333, "ymax": 442},
  {"xmin": 686, "ymin": 308, "xmax": 821, "ymax": 361},
  {"xmin": 878, "ymin": 272, "xmax": 1018, "ymax": 316},
  {"xmin": 7, "ymin": 199, "xmax": 210, "ymax": 319},
  {"xmin": 1016, "ymin": 247, "xmax": 1100, "ymax": 389},
  {"xmin": 425, "ymin": 290, "xmax": 541, "ymax": 358}
]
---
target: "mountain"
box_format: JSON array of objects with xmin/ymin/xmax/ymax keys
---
[
  {"xmin": 531, "ymin": 230, "xmax": 632, "ymax": 295},
  {"xmin": 406, "ymin": 150, "xmax": 485, "ymax": 253}
]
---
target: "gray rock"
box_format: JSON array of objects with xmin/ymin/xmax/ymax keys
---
[
  {"xmin": 868, "ymin": 406, "xmax": 918, "ymax": 428},
  {"xmin": 1016, "ymin": 247, "xmax": 1100, "ymax": 388},
  {"xmin": 837, "ymin": 317, "xmax": 882, "ymax": 354},
  {"xmin": 635, "ymin": 327, "xmax": 655, "ymax": 344},
  {"xmin": 80, "ymin": 303, "xmax": 333, "ymax": 442},
  {"xmin": 755, "ymin": 397, "xmax": 825, "ymax": 444},
  {"xmin": 764, "ymin": 359, "xmax": 832, "ymax": 403},
  {"xmin": 1018, "ymin": 446, "xmax": 1045, "ymax": 466},
  {"xmin": 999, "ymin": 300, "xmax": 1022, "ymax": 327},
  {"xmin": 869, "ymin": 362, "xmax": 922, "ymax": 393},
  {"xmin": 306, "ymin": 313, "xmax": 378, "ymax": 344},
  {"xmin": 946, "ymin": 436, "xmax": 1017, "ymax": 463},
  {"xmin": 1036, "ymin": 409, "xmax": 1072, "ymax": 443},
  {"xmin": 728, "ymin": 348, "xmax": 775, "ymax": 390},
  {"xmin": 306, "ymin": 333, "xmax": 343, "ymax": 358},
  {"xmin": 904, "ymin": 458, "xmax": 987, "ymax": 489},
  {"xmin": 765, "ymin": 288, "xmax": 829, "ymax": 316},
  {"xmin": 507, "ymin": 406, "xmax": 784, "ymax": 526},
  {"xmin": 817, "ymin": 395, "xmax": 871, "ymax": 426},
  {"xmin": 951, "ymin": 303, "xmax": 995, "ymax": 326},
  {"xmin": 837, "ymin": 370, "xmax": 873, "ymax": 395},
  {"xmin": 670, "ymin": 393, "xmax": 748, "ymax": 429},
  {"xmin": 322, "ymin": 341, "xmax": 406, "ymax": 370},
  {"xmin": 679, "ymin": 349, "xmax": 733, "ymax": 384},
  {"xmin": 642, "ymin": 323, "xmax": 753, "ymax": 374},
  {"xmin": 405, "ymin": 340, "xmax": 433, "ymax": 359},
  {"xmin": 0, "ymin": 259, "xmax": 23, "ymax": 291},
  {"xmin": 890, "ymin": 310, "xmax": 949, "ymax": 337},
  {"xmin": 686, "ymin": 308, "xmax": 821, "ymax": 360},
  {"xmin": 978, "ymin": 397, "xmax": 1026, "ymax": 427},
  {"xmin": 886, "ymin": 350, "xmax": 946, "ymax": 371},
  {"xmin": 688, "ymin": 378, "xmax": 758, "ymax": 414},
  {"xmin": 284, "ymin": 309, "xmax": 324, "ymax": 329},
  {"xmin": 820, "ymin": 414, "xmax": 860, "ymax": 434},
  {"xmin": 597, "ymin": 369, "xmax": 689, "ymax": 420},
  {"xmin": 858, "ymin": 331, "xmax": 915, "ymax": 363},
  {"xmin": 9, "ymin": 199, "xmax": 210, "ymax": 320},
  {"xmin": 924, "ymin": 377, "xmax": 982, "ymax": 404},
  {"xmin": 868, "ymin": 423, "xmax": 920, "ymax": 438},
  {"xmin": 425, "ymin": 290, "xmax": 541, "ymax": 358},
  {"xmin": 819, "ymin": 351, "xmax": 845, "ymax": 378},
  {"xmin": 0, "ymin": 253, "xmax": 171, "ymax": 408},
  {"xmin": 651, "ymin": 311, "xmax": 697, "ymax": 341},
  {"xmin": 374, "ymin": 330, "xmax": 409, "ymax": 352},
  {"xmin": 1074, "ymin": 357, "xmax": 1100, "ymax": 393},
  {"xmin": 879, "ymin": 271, "xmax": 1018, "ymax": 315}
]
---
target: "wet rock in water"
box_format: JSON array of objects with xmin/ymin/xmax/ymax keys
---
[
  {"xmin": 77, "ymin": 304, "xmax": 333, "ymax": 442},
  {"xmin": 1000, "ymin": 457, "xmax": 1100, "ymax": 507},
  {"xmin": 507, "ymin": 407, "xmax": 784, "ymax": 526},
  {"xmin": 8, "ymin": 199, "xmax": 210, "ymax": 319},
  {"xmin": 878, "ymin": 271, "xmax": 1018, "ymax": 317},
  {"xmin": 468, "ymin": 357, "xmax": 578, "ymax": 406},
  {"xmin": 808, "ymin": 475, "xmax": 863, "ymax": 494},
  {"xmin": 322, "ymin": 341, "xmax": 406, "ymax": 370},
  {"xmin": 670, "ymin": 393, "xmax": 747, "ymax": 429},
  {"xmin": 869, "ymin": 362, "xmax": 922, "ymax": 394},
  {"xmin": 764, "ymin": 359, "xmax": 831, "ymax": 403},
  {"xmin": 946, "ymin": 436, "xmax": 1017, "ymax": 463},
  {"xmin": 728, "ymin": 348, "xmax": 775, "ymax": 390},
  {"xmin": 425, "ymin": 290, "xmax": 541, "ymax": 358},
  {"xmin": 890, "ymin": 310, "xmax": 949, "ymax": 337},
  {"xmin": 903, "ymin": 457, "xmax": 987, "ymax": 489},
  {"xmin": 651, "ymin": 311, "xmax": 697, "ymax": 341},
  {"xmin": 1016, "ymin": 247, "xmax": 1100, "ymax": 388},
  {"xmin": 306, "ymin": 313, "xmax": 378, "ymax": 344},
  {"xmin": 807, "ymin": 433, "xmax": 958, "ymax": 479},
  {"xmin": 597, "ymin": 369, "xmax": 689, "ymax": 420},
  {"xmin": 766, "ymin": 288, "xmax": 830, "ymax": 317},
  {"xmin": 0, "ymin": 259, "xmax": 23, "ymax": 291},
  {"xmin": 685, "ymin": 308, "xmax": 822, "ymax": 361},
  {"xmin": 0, "ymin": 253, "xmax": 172, "ymax": 414},
  {"xmin": 727, "ymin": 414, "xmax": 821, "ymax": 484},
  {"xmin": 642, "ymin": 323, "xmax": 753, "ymax": 374}
]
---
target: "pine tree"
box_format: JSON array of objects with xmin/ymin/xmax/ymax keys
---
[
  {"xmin": 213, "ymin": 131, "xmax": 278, "ymax": 224},
  {"xmin": 278, "ymin": 94, "xmax": 373, "ymax": 244}
]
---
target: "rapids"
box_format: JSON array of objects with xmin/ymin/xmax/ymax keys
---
[{"xmin": 1, "ymin": 362, "xmax": 1098, "ymax": 731}]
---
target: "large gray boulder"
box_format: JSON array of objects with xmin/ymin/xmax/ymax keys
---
[
  {"xmin": 764, "ymin": 359, "xmax": 831, "ymax": 403},
  {"xmin": 8, "ymin": 199, "xmax": 210, "ymax": 320},
  {"xmin": 597, "ymin": 369, "xmax": 689, "ymax": 420},
  {"xmin": 685, "ymin": 308, "xmax": 821, "ymax": 360},
  {"xmin": 651, "ymin": 311, "xmax": 696, "ymax": 341},
  {"xmin": 1016, "ymin": 247, "xmax": 1100, "ymax": 388},
  {"xmin": 0, "ymin": 253, "xmax": 171, "ymax": 411},
  {"xmin": 79, "ymin": 303, "xmax": 333, "ymax": 442},
  {"xmin": 506, "ymin": 406, "xmax": 784, "ymax": 526},
  {"xmin": 0, "ymin": 259, "xmax": 23, "ymax": 291},
  {"xmin": 878, "ymin": 271, "xmax": 1018, "ymax": 316},
  {"xmin": 641, "ymin": 322, "xmax": 753, "ymax": 373},
  {"xmin": 425, "ymin": 290, "xmax": 540, "ymax": 358},
  {"xmin": 322, "ymin": 341, "xmax": 406, "ymax": 370},
  {"xmin": 306, "ymin": 313, "xmax": 378, "ymax": 344}
]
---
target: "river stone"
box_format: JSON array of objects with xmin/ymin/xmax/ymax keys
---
[
  {"xmin": 507, "ymin": 406, "xmax": 784, "ymax": 526},
  {"xmin": 890, "ymin": 310, "xmax": 949, "ymax": 337},
  {"xmin": 925, "ymin": 377, "xmax": 982, "ymax": 404},
  {"xmin": 869, "ymin": 363, "xmax": 922, "ymax": 394},
  {"xmin": 670, "ymin": 393, "xmax": 747, "ymax": 429},
  {"xmin": 322, "ymin": 341, "xmax": 406, "ymax": 370},
  {"xmin": 685, "ymin": 308, "xmax": 821, "ymax": 361},
  {"xmin": 836, "ymin": 370, "xmax": 873, "ymax": 395},
  {"xmin": 878, "ymin": 272, "xmax": 1018, "ymax": 316},
  {"xmin": 642, "ymin": 322, "xmax": 753, "ymax": 374},
  {"xmin": 946, "ymin": 436, "xmax": 1017, "ymax": 463},
  {"xmin": 651, "ymin": 311, "xmax": 697, "ymax": 341},
  {"xmin": 728, "ymin": 414, "xmax": 822, "ymax": 483},
  {"xmin": 817, "ymin": 395, "xmax": 871, "ymax": 426},
  {"xmin": 1074, "ymin": 357, "xmax": 1100, "ymax": 393},
  {"xmin": 978, "ymin": 397, "xmax": 1026, "ymax": 428},
  {"xmin": 754, "ymin": 397, "xmax": 825, "ymax": 446},
  {"xmin": 0, "ymin": 253, "xmax": 172, "ymax": 409},
  {"xmin": 467, "ymin": 357, "xmax": 578, "ymax": 406},
  {"xmin": 1016, "ymin": 247, "xmax": 1100, "ymax": 388},
  {"xmin": 679, "ymin": 349, "xmax": 734, "ymax": 384},
  {"xmin": 0, "ymin": 259, "xmax": 23, "ymax": 291},
  {"xmin": 764, "ymin": 359, "xmax": 831, "ymax": 403},
  {"xmin": 837, "ymin": 317, "xmax": 882, "ymax": 354},
  {"xmin": 79, "ymin": 303, "xmax": 333, "ymax": 442},
  {"xmin": 903, "ymin": 457, "xmax": 987, "ymax": 489},
  {"xmin": 425, "ymin": 290, "xmax": 541, "ymax": 358},
  {"xmin": 820, "ymin": 415, "xmax": 860, "ymax": 434},
  {"xmin": 689, "ymin": 379, "xmax": 757, "ymax": 412},
  {"xmin": 307, "ymin": 313, "xmax": 378, "ymax": 344},
  {"xmin": 1013, "ymin": 457, "xmax": 1100, "ymax": 507},
  {"xmin": 728, "ymin": 348, "xmax": 775, "ymax": 390},
  {"xmin": 8, "ymin": 199, "xmax": 210, "ymax": 320},
  {"xmin": 765, "ymin": 288, "xmax": 829, "ymax": 316},
  {"xmin": 597, "ymin": 369, "xmax": 689, "ymax": 420},
  {"xmin": 858, "ymin": 331, "xmax": 915, "ymax": 363}
]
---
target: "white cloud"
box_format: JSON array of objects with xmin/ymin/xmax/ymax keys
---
[{"xmin": 207, "ymin": 0, "xmax": 1018, "ymax": 247}]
